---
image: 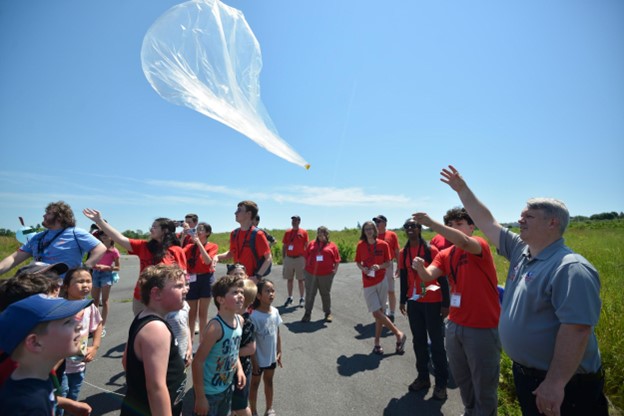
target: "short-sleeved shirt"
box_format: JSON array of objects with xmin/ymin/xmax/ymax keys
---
[
  {"xmin": 355, "ymin": 239, "xmax": 391, "ymax": 288},
  {"xmin": 431, "ymin": 236, "xmax": 500, "ymax": 328},
  {"xmin": 398, "ymin": 242, "xmax": 441, "ymax": 303},
  {"xmin": 65, "ymin": 303, "xmax": 103, "ymax": 374},
  {"xmin": 97, "ymin": 247, "xmax": 120, "ymax": 267},
  {"xmin": 249, "ymin": 307, "xmax": 282, "ymax": 368},
  {"xmin": 128, "ymin": 239, "xmax": 187, "ymax": 300},
  {"xmin": 305, "ymin": 241, "xmax": 341, "ymax": 276},
  {"xmin": 378, "ymin": 231, "xmax": 400, "ymax": 260},
  {"xmin": 282, "ymin": 228, "xmax": 309, "ymax": 257},
  {"xmin": 430, "ymin": 234, "xmax": 453, "ymax": 251},
  {"xmin": 20, "ymin": 227, "xmax": 101, "ymax": 271},
  {"xmin": 183, "ymin": 241, "xmax": 218, "ymax": 274},
  {"xmin": 498, "ymin": 229, "xmax": 602, "ymax": 372},
  {"xmin": 229, "ymin": 227, "xmax": 271, "ymax": 276}
]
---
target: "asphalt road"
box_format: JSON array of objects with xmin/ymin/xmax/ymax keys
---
[{"xmin": 78, "ymin": 256, "xmax": 464, "ymax": 416}]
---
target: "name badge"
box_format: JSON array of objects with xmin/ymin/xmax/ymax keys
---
[
  {"xmin": 288, "ymin": 244, "xmax": 294, "ymax": 251},
  {"xmin": 188, "ymin": 273, "xmax": 197, "ymax": 283},
  {"xmin": 316, "ymin": 255, "xmax": 324, "ymax": 261},
  {"xmin": 367, "ymin": 269, "xmax": 376, "ymax": 277},
  {"xmin": 450, "ymin": 293, "xmax": 461, "ymax": 307}
]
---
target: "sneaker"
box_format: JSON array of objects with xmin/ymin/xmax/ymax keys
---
[
  {"xmin": 388, "ymin": 313, "xmax": 395, "ymax": 323},
  {"xmin": 101, "ymin": 326, "xmax": 106, "ymax": 338},
  {"xmin": 301, "ymin": 313, "xmax": 311, "ymax": 323},
  {"xmin": 194, "ymin": 321, "xmax": 200, "ymax": 334},
  {"xmin": 265, "ymin": 409, "xmax": 276, "ymax": 416},
  {"xmin": 283, "ymin": 297, "xmax": 293, "ymax": 307},
  {"xmin": 432, "ymin": 385, "xmax": 448, "ymax": 400},
  {"xmin": 408, "ymin": 378, "xmax": 431, "ymax": 392},
  {"xmin": 324, "ymin": 313, "xmax": 333, "ymax": 322},
  {"xmin": 298, "ymin": 297, "xmax": 305, "ymax": 307}
]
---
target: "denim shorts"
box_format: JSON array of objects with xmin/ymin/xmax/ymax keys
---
[
  {"xmin": 204, "ymin": 386, "xmax": 233, "ymax": 416},
  {"xmin": 92, "ymin": 270, "xmax": 114, "ymax": 288}
]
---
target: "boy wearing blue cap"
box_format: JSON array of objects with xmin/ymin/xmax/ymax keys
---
[{"xmin": 0, "ymin": 294, "xmax": 92, "ymax": 414}]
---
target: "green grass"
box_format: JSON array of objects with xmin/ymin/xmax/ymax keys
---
[{"xmin": 1, "ymin": 220, "xmax": 622, "ymax": 413}]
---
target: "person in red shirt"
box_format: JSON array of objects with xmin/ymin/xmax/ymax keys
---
[
  {"xmin": 184, "ymin": 222, "xmax": 218, "ymax": 343},
  {"xmin": 83, "ymin": 209, "xmax": 187, "ymax": 315},
  {"xmin": 411, "ymin": 208, "xmax": 500, "ymax": 416},
  {"xmin": 355, "ymin": 221, "xmax": 407, "ymax": 356},
  {"xmin": 214, "ymin": 201, "xmax": 272, "ymax": 281},
  {"xmin": 373, "ymin": 215, "xmax": 400, "ymax": 322},
  {"xmin": 398, "ymin": 218, "xmax": 449, "ymax": 400},
  {"xmin": 282, "ymin": 215, "xmax": 309, "ymax": 307},
  {"xmin": 301, "ymin": 226, "xmax": 340, "ymax": 323}
]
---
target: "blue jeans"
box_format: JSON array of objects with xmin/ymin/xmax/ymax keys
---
[{"xmin": 61, "ymin": 370, "xmax": 85, "ymax": 401}]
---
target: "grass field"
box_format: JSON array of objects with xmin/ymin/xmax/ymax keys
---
[{"xmin": 1, "ymin": 220, "xmax": 622, "ymax": 413}]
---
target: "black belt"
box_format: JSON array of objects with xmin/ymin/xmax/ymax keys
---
[{"xmin": 513, "ymin": 362, "xmax": 604, "ymax": 384}]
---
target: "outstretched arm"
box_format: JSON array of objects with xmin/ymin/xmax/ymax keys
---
[
  {"xmin": 440, "ymin": 165, "xmax": 503, "ymax": 249},
  {"xmin": 82, "ymin": 209, "xmax": 132, "ymax": 252}
]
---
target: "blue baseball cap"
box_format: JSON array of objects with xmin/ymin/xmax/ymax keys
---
[{"xmin": 0, "ymin": 294, "xmax": 92, "ymax": 355}]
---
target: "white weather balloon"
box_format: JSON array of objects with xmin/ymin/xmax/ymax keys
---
[{"xmin": 141, "ymin": 0, "xmax": 310, "ymax": 169}]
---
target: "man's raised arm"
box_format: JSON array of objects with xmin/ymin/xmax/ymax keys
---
[{"xmin": 440, "ymin": 165, "xmax": 503, "ymax": 249}]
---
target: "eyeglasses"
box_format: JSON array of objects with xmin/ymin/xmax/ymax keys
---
[{"xmin": 403, "ymin": 223, "xmax": 419, "ymax": 230}]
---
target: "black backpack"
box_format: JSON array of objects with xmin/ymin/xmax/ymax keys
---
[{"xmin": 232, "ymin": 227, "xmax": 272, "ymax": 277}]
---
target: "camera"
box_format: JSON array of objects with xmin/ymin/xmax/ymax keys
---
[{"xmin": 175, "ymin": 220, "xmax": 185, "ymax": 227}]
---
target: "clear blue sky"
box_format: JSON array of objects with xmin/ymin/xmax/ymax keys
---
[{"xmin": 1, "ymin": 0, "xmax": 622, "ymax": 234}]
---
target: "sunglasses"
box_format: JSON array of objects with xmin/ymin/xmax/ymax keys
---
[{"xmin": 403, "ymin": 223, "xmax": 419, "ymax": 230}]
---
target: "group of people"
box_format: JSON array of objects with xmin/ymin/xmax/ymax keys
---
[{"xmin": 0, "ymin": 163, "xmax": 610, "ymax": 416}]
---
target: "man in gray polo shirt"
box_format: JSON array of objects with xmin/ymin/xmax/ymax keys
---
[{"xmin": 438, "ymin": 165, "xmax": 607, "ymax": 416}]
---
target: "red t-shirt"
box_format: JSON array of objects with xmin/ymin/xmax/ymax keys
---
[
  {"xmin": 355, "ymin": 239, "xmax": 391, "ymax": 288},
  {"xmin": 398, "ymin": 242, "xmax": 441, "ymax": 303},
  {"xmin": 129, "ymin": 239, "xmax": 187, "ymax": 300},
  {"xmin": 0, "ymin": 353, "xmax": 17, "ymax": 387},
  {"xmin": 282, "ymin": 228, "xmax": 309, "ymax": 257},
  {"xmin": 184, "ymin": 241, "xmax": 218, "ymax": 274},
  {"xmin": 431, "ymin": 236, "xmax": 500, "ymax": 328},
  {"xmin": 430, "ymin": 234, "xmax": 453, "ymax": 251},
  {"xmin": 229, "ymin": 227, "xmax": 271, "ymax": 276},
  {"xmin": 304, "ymin": 240, "xmax": 341, "ymax": 275},
  {"xmin": 378, "ymin": 230, "xmax": 399, "ymax": 259}
]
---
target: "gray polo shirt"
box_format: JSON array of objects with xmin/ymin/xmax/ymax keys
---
[{"xmin": 498, "ymin": 229, "xmax": 602, "ymax": 373}]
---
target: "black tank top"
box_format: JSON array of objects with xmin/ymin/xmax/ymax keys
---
[{"xmin": 120, "ymin": 314, "xmax": 186, "ymax": 416}]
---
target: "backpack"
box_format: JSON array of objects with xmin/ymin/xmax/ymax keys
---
[{"xmin": 232, "ymin": 227, "xmax": 272, "ymax": 277}]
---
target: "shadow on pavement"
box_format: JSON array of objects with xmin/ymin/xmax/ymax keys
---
[
  {"xmin": 102, "ymin": 342, "xmax": 125, "ymax": 360},
  {"xmin": 336, "ymin": 353, "xmax": 382, "ymax": 376},
  {"xmin": 383, "ymin": 391, "xmax": 445, "ymax": 416},
  {"xmin": 83, "ymin": 385, "xmax": 126, "ymax": 415},
  {"xmin": 284, "ymin": 320, "xmax": 326, "ymax": 334}
]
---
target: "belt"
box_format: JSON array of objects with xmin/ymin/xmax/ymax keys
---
[
  {"xmin": 513, "ymin": 362, "xmax": 604, "ymax": 383},
  {"xmin": 287, "ymin": 255, "xmax": 302, "ymax": 258}
]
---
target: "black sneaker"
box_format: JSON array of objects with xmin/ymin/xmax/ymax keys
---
[
  {"xmin": 283, "ymin": 297, "xmax": 293, "ymax": 307},
  {"xmin": 432, "ymin": 385, "xmax": 448, "ymax": 400},
  {"xmin": 408, "ymin": 378, "xmax": 431, "ymax": 392},
  {"xmin": 388, "ymin": 313, "xmax": 395, "ymax": 323},
  {"xmin": 298, "ymin": 297, "xmax": 305, "ymax": 307}
]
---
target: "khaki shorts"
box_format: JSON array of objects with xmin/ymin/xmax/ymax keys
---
[
  {"xmin": 282, "ymin": 256, "xmax": 305, "ymax": 280},
  {"xmin": 363, "ymin": 279, "xmax": 388, "ymax": 313}
]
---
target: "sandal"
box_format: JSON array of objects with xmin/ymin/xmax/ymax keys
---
[
  {"xmin": 372, "ymin": 345, "xmax": 384, "ymax": 355},
  {"xmin": 396, "ymin": 334, "xmax": 407, "ymax": 355}
]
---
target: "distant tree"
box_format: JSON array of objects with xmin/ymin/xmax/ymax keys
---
[
  {"xmin": 0, "ymin": 228, "xmax": 15, "ymax": 237},
  {"xmin": 122, "ymin": 229, "xmax": 149, "ymax": 239}
]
